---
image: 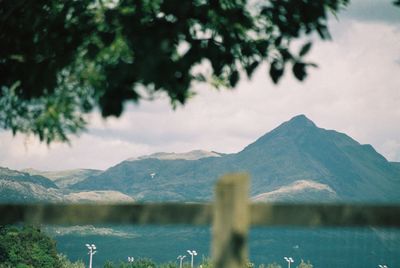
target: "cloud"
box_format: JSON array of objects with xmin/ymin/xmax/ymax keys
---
[
  {"xmin": 0, "ymin": 131, "xmax": 151, "ymax": 171},
  {"xmin": 340, "ymin": 0, "xmax": 400, "ymax": 24},
  {"xmin": 381, "ymin": 140, "xmax": 400, "ymax": 162}
]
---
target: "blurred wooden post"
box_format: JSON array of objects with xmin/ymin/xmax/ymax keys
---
[{"xmin": 212, "ymin": 173, "xmax": 250, "ymax": 268}]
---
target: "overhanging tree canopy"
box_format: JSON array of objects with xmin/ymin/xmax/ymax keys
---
[{"xmin": 0, "ymin": 0, "xmax": 353, "ymax": 143}]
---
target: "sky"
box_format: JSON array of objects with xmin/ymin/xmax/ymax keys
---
[{"xmin": 1, "ymin": 0, "xmax": 400, "ymax": 171}]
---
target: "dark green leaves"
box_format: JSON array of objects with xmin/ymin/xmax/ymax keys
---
[
  {"xmin": 229, "ymin": 70, "xmax": 240, "ymax": 87},
  {"xmin": 0, "ymin": 0, "xmax": 96, "ymax": 99},
  {"xmin": 292, "ymin": 62, "xmax": 307, "ymax": 81},
  {"xmin": 0, "ymin": 226, "xmax": 62, "ymax": 268},
  {"xmin": 270, "ymin": 61, "xmax": 285, "ymax": 84},
  {"xmin": 0, "ymin": 0, "xmax": 360, "ymax": 142},
  {"xmin": 299, "ymin": 42, "xmax": 312, "ymax": 57},
  {"xmin": 0, "ymin": 80, "xmax": 89, "ymax": 144},
  {"xmin": 245, "ymin": 61, "xmax": 260, "ymax": 78}
]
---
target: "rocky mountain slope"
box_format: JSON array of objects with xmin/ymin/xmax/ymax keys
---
[
  {"xmin": 0, "ymin": 167, "xmax": 133, "ymax": 203},
  {"xmin": 22, "ymin": 168, "xmax": 102, "ymax": 188},
  {"xmin": 71, "ymin": 115, "xmax": 400, "ymax": 203},
  {"xmin": 126, "ymin": 150, "xmax": 223, "ymax": 161}
]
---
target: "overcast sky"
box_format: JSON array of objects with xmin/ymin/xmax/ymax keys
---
[{"xmin": 1, "ymin": 0, "xmax": 400, "ymax": 171}]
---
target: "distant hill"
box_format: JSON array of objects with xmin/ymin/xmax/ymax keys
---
[
  {"xmin": 63, "ymin": 190, "xmax": 134, "ymax": 203},
  {"xmin": 22, "ymin": 168, "xmax": 102, "ymax": 188},
  {"xmin": 0, "ymin": 167, "xmax": 133, "ymax": 203},
  {"xmin": 72, "ymin": 115, "xmax": 400, "ymax": 203},
  {"xmin": 126, "ymin": 150, "xmax": 223, "ymax": 161},
  {"xmin": 234, "ymin": 115, "xmax": 400, "ymax": 202},
  {"xmin": 252, "ymin": 180, "xmax": 337, "ymax": 202},
  {"xmin": 0, "ymin": 167, "xmax": 58, "ymax": 188},
  {"xmin": 0, "ymin": 167, "xmax": 61, "ymax": 202},
  {"xmin": 392, "ymin": 162, "xmax": 400, "ymax": 172}
]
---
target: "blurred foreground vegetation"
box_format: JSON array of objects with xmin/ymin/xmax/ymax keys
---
[
  {"xmin": 0, "ymin": 225, "xmax": 83, "ymax": 268},
  {"xmin": 1, "ymin": 0, "xmax": 351, "ymax": 143},
  {"xmin": 102, "ymin": 258, "xmax": 313, "ymax": 268}
]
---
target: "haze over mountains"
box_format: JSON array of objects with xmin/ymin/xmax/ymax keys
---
[{"xmin": 1, "ymin": 115, "xmax": 400, "ymax": 203}]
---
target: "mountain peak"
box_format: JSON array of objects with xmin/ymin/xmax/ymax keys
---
[
  {"xmin": 285, "ymin": 114, "xmax": 316, "ymax": 128},
  {"xmin": 269, "ymin": 114, "xmax": 317, "ymax": 135},
  {"xmin": 127, "ymin": 150, "xmax": 222, "ymax": 162},
  {"xmin": 239, "ymin": 114, "xmax": 319, "ymax": 153}
]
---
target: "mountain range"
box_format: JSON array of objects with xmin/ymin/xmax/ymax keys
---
[
  {"xmin": 1, "ymin": 115, "xmax": 400, "ymax": 203},
  {"xmin": 0, "ymin": 167, "xmax": 133, "ymax": 203}
]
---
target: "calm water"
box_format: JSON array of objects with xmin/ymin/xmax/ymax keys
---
[{"xmin": 51, "ymin": 225, "xmax": 400, "ymax": 267}]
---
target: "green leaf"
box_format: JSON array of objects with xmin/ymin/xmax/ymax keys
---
[
  {"xmin": 274, "ymin": 36, "xmax": 282, "ymax": 46},
  {"xmin": 280, "ymin": 48, "xmax": 293, "ymax": 61},
  {"xmin": 99, "ymin": 31, "xmax": 116, "ymax": 46},
  {"xmin": 307, "ymin": 62, "xmax": 318, "ymax": 68},
  {"xmin": 292, "ymin": 62, "xmax": 307, "ymax": 81},
  {"xmin": 269, "ymin": 61, "xmax": 284, "ymax": 84},
  {"xmin": 245, "ymin": 61, "xmax": 259, "ymax": 78},
  {"xmin": 299, "ymin": 42, "xmax": 312, "ymax": 57},
  {"xmin": 229, "ymin": 70, "xmax": 240, "ymax": 87}
]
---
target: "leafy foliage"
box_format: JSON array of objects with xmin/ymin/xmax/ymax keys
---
[
  {"xmin": 58, "ymin": 254, "xmax": 85, "ymax": 268},
  {"xmin": 265, "ymin": 263, "xmax": 282, "ymax": 268},
  {"xmin": 0, "ymin": 225, "xmax": 62, "ymax": 268},
  {"xmin": 103, "ymin": 258, "xmax": 180, "ymax": 268},
  {"xmin": 101, "ymin": 258, "xmax": 290, "ymax": 268},
  {"xmin": 296, "ymin": 260, "xmax": 313, "ymax": 268},
  {"xmin": 0, "ymin": 0, "xmax": 352, "ymax": 143}
]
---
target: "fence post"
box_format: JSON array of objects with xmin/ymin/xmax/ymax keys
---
[{"xmin": 212, "ymin": 173, "xmax": 250, "ymax": 268}]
